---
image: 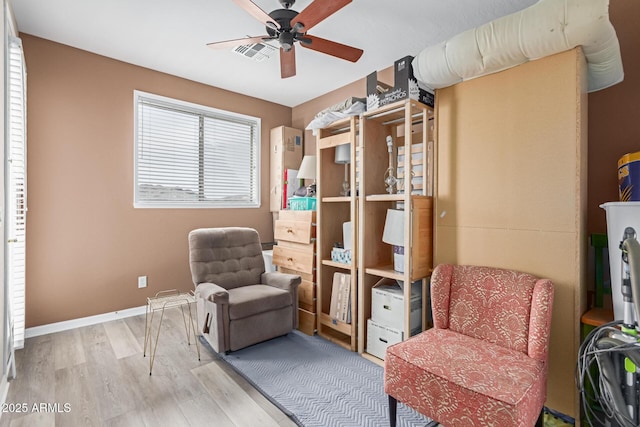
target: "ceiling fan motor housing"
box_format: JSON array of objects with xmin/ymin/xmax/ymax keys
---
[
  {"xmin": 266, "ymin": 9, "xmax": 298, "ymax": 34},
  {"xmin": 267, "ymin": 8, "xmax": 305, "ymax": 51}
]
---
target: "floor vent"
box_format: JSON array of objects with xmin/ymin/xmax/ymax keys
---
[{"xmin": 232, "ymin": 42, "xmax": 277, "ymax": 62}]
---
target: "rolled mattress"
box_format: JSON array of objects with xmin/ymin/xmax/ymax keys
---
[{"xmin": 412, "ymin": 0, "xmax": 623, "ymax": 93}]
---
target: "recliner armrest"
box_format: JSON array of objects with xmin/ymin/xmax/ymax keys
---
[
  {"xmin": 195, "ymin": 282, "xmax": 229, "ymax": 304},
  {"xmin": 261, "ymin": 271, "xmax": 301, "ymax": 292}
]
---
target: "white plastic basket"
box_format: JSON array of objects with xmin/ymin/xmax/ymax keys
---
[{"xmin": 600, "ymin": 201, "xmax": 640, "ymax": 322}]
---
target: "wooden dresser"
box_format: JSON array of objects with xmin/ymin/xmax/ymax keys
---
[{"xmin": 272, "ymin": 210, "xmax": 316, "ymax": 335}]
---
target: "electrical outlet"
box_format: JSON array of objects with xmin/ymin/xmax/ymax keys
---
[{"xmin": 138, "ymin": 276, "xmax": 147, "ymax": 288}]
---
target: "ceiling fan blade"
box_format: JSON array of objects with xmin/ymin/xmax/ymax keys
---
[
  {"xmin": 232, "ymin": 0, "xmax": 280, "ymax": 29},
  {"xmin": 290, "ymin": 0, "xmax": 351, "ymax": 32},
  {"xmin": 300, "ymin": 35, "xmax": 363, "ymax": 62},
  {"xmin": 280, "ymin": 46, "xmax": 296, "ymax": 78},
  {"xmin": 207, "ymin": 36, "xmax": 271, "ymax": 50}
]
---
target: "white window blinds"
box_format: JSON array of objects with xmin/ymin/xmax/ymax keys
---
[
  {"xmin": 7, "ymin": 36, "xmax": 27, "ymax": 349},
  {"xmin": 134, "ymin": 91, "xmax": 260, "ymax": 208}
]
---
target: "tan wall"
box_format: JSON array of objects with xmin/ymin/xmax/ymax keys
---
[
  {"xmin": 435, "ymin": 48, "xmax": 586, "ymax": 418},
  {"xmin": 588, "ymin": 0, "xmax": 640, "ymax": 233},
  {"xmin": 23, "ymin": 34, "xmax": 292, "ymax": 327}
]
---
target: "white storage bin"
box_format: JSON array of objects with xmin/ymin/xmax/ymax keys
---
[
  {"xmin": 371, "ymin": 278, "xmax": 422, "ymax": 332},
  {"xmin": 601, "ymin": 201, "xmax": 640, "ymax": 322},
  {"xmin": 366, "ymin": 318, "xmax": 403, "ymax": 360}
]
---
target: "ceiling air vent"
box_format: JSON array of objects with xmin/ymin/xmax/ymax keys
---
[{"xmin": 232, "ymin": 43, "xmax": 277, "ymax": 62}]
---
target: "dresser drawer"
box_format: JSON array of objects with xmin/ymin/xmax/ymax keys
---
[
  {"xmin": 298, "ymin": 308, "xmax": 317, "ymax": 336},
  {"xmin": 278, "ymin": 210, "xmax": 316, "ymax": 223},
  {"xmin": 298, "ymin": 279, "xmax": 316, "ymax": 312},
  {"xmin": 274, "ymin": 218, "xmax": 316, "ymax": 244},
  {"xmin": 279, "ymin": 266, "xmax": 315, "ymax": 282},
  {"xmin": 273, "ymin": 241, "xmax": 315, "ymax": 275}
]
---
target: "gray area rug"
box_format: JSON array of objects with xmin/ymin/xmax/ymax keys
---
[{"xmin": 220, "ymin": 330, "xmax": 434, "ymax": 427}]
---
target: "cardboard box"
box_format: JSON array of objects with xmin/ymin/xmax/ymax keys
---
[
  {"xmin": 366, "ymin": 56, "xmax": 435, "ymax": 111},
  {"xmin": 371, "ymin": 278, "xmax": 422, "ymax": 332},
  {"xmin": 270, "ymin": 126, "xmax": 303, "ymax": 212},
  {"xmin": 366, "ymin": 318, "xmax": 403, "ymax": 360}
]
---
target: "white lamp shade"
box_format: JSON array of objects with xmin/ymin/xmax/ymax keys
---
[
  {"xmin": 335, "ymin": 144, "xmax": 351, "ymax": 164},
  {"xmin": 297, "ymin": 155, "xmax": 317, "ymax": 180},
  {"xmin": 382, "ymin": 209, "xmax": 404, "ymax": 247}
]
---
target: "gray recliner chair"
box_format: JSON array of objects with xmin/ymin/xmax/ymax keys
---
[{"xmin": 189, "ymin": 227, "xmax": 301, "ymax": 353}]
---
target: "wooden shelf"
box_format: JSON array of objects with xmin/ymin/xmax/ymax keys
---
[
  {"xmin": 357, "ymin": 99, "xmax": 434, "ymax": 358},
  {"xmin": 315, "ymin": 101, "xmax": 435, "ymax": 360},
  {"xmin": 322, "ymin": 259, "xmax": 353, "ymax": 270},
  {"xmin": 319, "ymin": 116, "xmax": 353, "ymax": 134},
  {"xmin": 316, "ymin": 116, "xmax": 359, "ymax": 353},
  {"xmin": 318, "ymin": 326, "xmax": 353, "ymax": 351},
  {"xmin": 322, "ymin": 196, "xmax": 350, "ymax": 203},
  {"xmin": 319, "ymin": 313, "xmax": 353, "ymax": 335},
  {"xmin": 318, "ymin": 131, "xmax": 352, "ymax": 150},
  {"xmin": 364, "ymin": 265, "xmax": 404, "ymax": 281},
  {"xmin": 365, "ymin": 194, "xmax": 431, "ymax": 202},
  {"xmin": 318, "ymin": 313, "xmax": 355, "ymax": 351},
  {"xmin": 365, "ymin": 194, "xmax": 404, "ymax": 202}
]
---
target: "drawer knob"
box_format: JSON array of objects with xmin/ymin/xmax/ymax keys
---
[
  {"xmin": 287, "ymin": 228, "xmax": 294, "ymax": 234},
  {"xmin": 287, "ymin": 257, "xmax": 294, "ymax": 262}
]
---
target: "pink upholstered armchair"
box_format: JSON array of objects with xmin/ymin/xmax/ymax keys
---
[{"xmin": 384, "ymin": 264, "xmax": 554, "ymax": 427}]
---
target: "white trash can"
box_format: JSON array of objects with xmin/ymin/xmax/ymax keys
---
[
  {"xmin": 262, "ymin": 249, "xmax": 275, "ymax": 273},
  {"xmin": 600, "ymin": 201, "xmax": 640, "ymax": 322}
]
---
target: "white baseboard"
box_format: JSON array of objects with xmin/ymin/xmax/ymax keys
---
[{"xmin": 25, "ymin": 305, "xmax": 147, "ymax": 339}]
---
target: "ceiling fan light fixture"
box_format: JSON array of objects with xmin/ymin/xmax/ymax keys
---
[{"xmin": 279, "ymin": 32, "xmax": 294, "ymax": 50}]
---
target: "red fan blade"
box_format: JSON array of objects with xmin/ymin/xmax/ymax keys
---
[
  {"xmin": 280, "ymin": 46, "xmax": 296, "ymax": 78},
  {"xmin": 300, "ymin": 35, "xmax": 363, "ymax": 62},
  {"xmin": 290, "ymin": 0, "xmax": 351, "ymax": 32},
  {"xmin": 233, "ymin": 0, "xmax": 280, "ymax": 29},
  {"xmin": 207, "ymin": 36, "xmax": 270, "ymax": 50}
]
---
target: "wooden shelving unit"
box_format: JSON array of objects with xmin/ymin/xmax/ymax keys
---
[
  {"xmin": 316, "ymin": 116, "xmax": 359, "ymax": 351},
  {"xmin": 357, "ymin": 99, "xmax": 435, "ymax": 364}
]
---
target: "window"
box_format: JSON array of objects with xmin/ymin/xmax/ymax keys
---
[
  {"xmin": 134, "ymin": 91, "xmax": 260, "ymax": 208},
  {"xmin": 7, "ymin": 36, "xmax": 27, "ymax": 349}
]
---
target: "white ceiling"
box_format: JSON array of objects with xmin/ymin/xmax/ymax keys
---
[{"xmin": 11, "ymin": 0, "xmax": 537, "ymax": 107}]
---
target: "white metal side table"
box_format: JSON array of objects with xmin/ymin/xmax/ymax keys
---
[{"xmin": 143, "ymin": 289, "xmax": 200, "ymax": 375}]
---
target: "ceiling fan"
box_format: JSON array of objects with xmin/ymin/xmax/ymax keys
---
[{"xmin": 208, "ymin": 0, "xmax": 364, "ymax": 78}]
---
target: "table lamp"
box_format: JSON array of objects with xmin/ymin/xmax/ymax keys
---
[
  {"xmin": 382, "ymin": 209, "xmax": 405, "ymax": 272},
  {"xmin": 297, "ymin": 155, "xmax": 317, "ymax": 196},
  {"xmin": 335, "ymin": 144, "xmax": 351, "ymax": 196}
]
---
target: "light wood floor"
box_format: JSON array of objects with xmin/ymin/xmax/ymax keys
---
[{"xmin": 0, "ymin": 308, "xmax": 297, "ymax": 427}]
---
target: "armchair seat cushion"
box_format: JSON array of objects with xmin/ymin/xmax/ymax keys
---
[
  {"xmin": 228, "ymin": 285, "xmax": 292, "ymax": 320},
  {"xmin": 385, "ymin": 328, "xmax": 546, "ymax": 426}
]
